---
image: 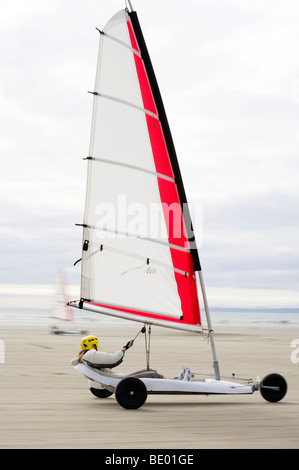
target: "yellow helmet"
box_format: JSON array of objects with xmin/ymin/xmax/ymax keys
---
[{"xmin": 81, "ymin": 335, "xmax": 99, "ymax": 351}]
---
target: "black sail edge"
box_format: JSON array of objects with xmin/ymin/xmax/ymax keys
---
[{"xmin": 129, "ymin": 11, "xmax": 201, "ymax": 271}]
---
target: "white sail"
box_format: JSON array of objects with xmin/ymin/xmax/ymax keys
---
[
  {"xmin": 76, "ymin": 8, "xmax": 201, "ymax": 332},
  {"xmin": 52, "ymin": 267, "xmax": 73, "ymax": 322}
]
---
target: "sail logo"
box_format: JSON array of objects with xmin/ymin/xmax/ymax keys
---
[
  {"xmin": 94, "ymin": 195, "xmax": 203, "ymax": 248},
  {"xmin": 0, "ymin": 340, "xmax": 4, "ymax": 363},
  {"xmin": 290, "ymin": 339, "xmax": 299, "ymax": 364}
]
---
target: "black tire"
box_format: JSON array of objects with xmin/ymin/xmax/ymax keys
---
[
  {"xmin": 260, "ymin": 373, "xmax": 287, "ymax": 403},
  {"xmin": 90, "ymin": 387, "xmax": 113, "ymax": 398},
  {"xmin": 115, "ymin": 377, "xmax": 147, "ymax": 409}
]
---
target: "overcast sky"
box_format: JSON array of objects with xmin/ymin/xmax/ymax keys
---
[{"xmin": 1, "ymin": 0, "xmax": 299, "ymax": 310}]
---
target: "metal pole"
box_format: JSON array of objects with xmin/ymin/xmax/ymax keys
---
[
  {"xmin": 125, "ymin": 0, "xmax": 134, "ymax": 12},
  {"xmin": 198, "ymin": 271, "xmax": 221, "ymax": 380}
]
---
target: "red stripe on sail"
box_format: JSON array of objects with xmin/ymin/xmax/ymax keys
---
[
  {"xmin": 90, "ymin": 302, "xmax": 200, "ymax": 327},
  {"xmin": 127, "ymin": 19, "xmax": 200, "ymax": 326}
]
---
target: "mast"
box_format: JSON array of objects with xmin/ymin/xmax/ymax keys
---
[
  {"xmin": 125, "ymin": 0, "xmax": 134, "ymax": 12},
  {"xmin": 198, "ymin": 271, "xmax": 220, "ymax": 380}
]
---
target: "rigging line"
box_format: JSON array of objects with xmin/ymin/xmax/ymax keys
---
[
  {"xmin": 86, "ymin": 156, "xmax": 175, "ymax": 183},
  {"xmin": 89, "ymin": 225, "xmax": 191, "ymax": 254},
  {"xmin": 132, "ymin": 325, "xmax": 146, "ymax": 342},
  {"xmin": 91, "ymin": 242, "xmax": 190, "ymax": 277},
  {"xmin": 88, "ymin": 91, "xmax": 159, "ymax": 120},
  {"xmin": 192, "ymin": 371, "xmax": 254, "ymax": 383},
  {"xmin": 120, "ymin": 260, "xmax": 148, "ymax": 277},
  {"xmin": 96, "ymin": 27, "xmax": 141, "ymax": 58}
]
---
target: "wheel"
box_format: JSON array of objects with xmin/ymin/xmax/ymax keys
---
[
  {"xmin": 115, "ymin": 377, "xmax": 147, "ymax": 409},
  {"xmin": 260, "ymin": 373, "xmax": 287, "ymax": 402},
  {"xmin": 90, "ymin": 387, "xmax": 113, "ymax": 398}
]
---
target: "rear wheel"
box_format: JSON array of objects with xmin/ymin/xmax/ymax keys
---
[
  {"xmin": 260, "ymin": 373, "xmax": 287, "ymax": 402},
  {"xmin": 90, "ymin": 387, "xmax": 113, "ymax": 398},
  {"xmin": 115, "ymin": 377, "xmax": 147, "ymax": 409}
]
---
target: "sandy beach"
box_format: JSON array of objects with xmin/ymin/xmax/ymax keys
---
[{"xmin": 0, "ymin": 319, "xmax": 298, "ymax": 449}]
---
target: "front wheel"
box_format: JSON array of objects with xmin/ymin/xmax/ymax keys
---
[
  {"xmin": 115, "ymin": 377, "xmax": 147, "ymax": 409},
  {"xmin": 260, "ymin": 373, "xmax": 287, "ymax": 402}
]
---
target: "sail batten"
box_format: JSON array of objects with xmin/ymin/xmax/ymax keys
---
[
  {"xmin": 88, "ymin": 156, "xmax": 175, "ymax": 182},
  {"xmin": 90, "ymin": 91, "xmax": 159, "ymax": 119},
  {"xmin": 77, "ymin": 9, "xmax": 202, "ymax": 331},
  {"xmin": 81, "ymin": 226, "xmax": 192, "ymax": 253},
  {"xmin": 97, "ymin": 29, "xmax": 141, "ymax": 57}
]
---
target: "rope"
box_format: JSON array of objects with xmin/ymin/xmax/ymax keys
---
[
  {"xmin": 144, "ymin": 325, "xmax": 151, "ymax": 370},
  {"xmin": 132, "ymin": 324, "xmax": 151, "ymax": 371},
  {"xmin": 132, "ymin": 325, "xmax": 146, "ymax": 342}
]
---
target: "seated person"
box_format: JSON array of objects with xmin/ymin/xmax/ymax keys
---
[
  {"xmin": 73, "ymin": 335, "xmax": 192, "ymax": 381},
  {"xmin": 72, "ymin": 335, "xmax": 133, "ymax": 378}
]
